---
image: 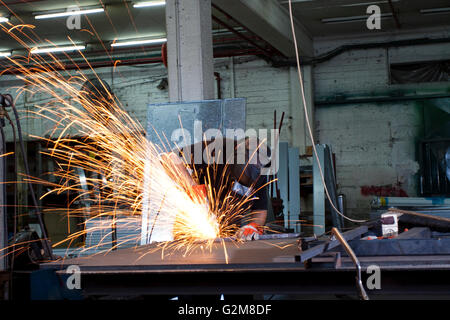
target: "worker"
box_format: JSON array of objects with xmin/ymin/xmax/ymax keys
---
[{"xmin": 169, "ymin": 136, "xmax": 271, "ymax": 241}]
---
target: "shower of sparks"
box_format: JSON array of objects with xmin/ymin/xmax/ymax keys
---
[{"xmin": 0, "ymin": 16, "xmax": 275, "ymax": 262}]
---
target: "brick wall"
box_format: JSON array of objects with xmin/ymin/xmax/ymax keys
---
[
  {"xmin": 314, "ymin": 34, "xmax": 450, "ymax": 218},
  {"xmin": 1, "ymin": 34, "xmax": 449, "ymax": 220},
  {"xmin": 0, "ymin": 57, "xmax": 293, "ymax": 142}
]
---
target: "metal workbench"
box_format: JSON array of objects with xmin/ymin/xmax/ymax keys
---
[{"xmin": 38, "ymin": 230, "xmax": 450, "ymax": 299}]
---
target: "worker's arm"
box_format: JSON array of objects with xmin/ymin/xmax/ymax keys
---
[
  {"xmin": 237, "ymin": 210, "xmax": 267, "ymax": 240},
  {"xmin": 250, "ymin": 209, "xmax": 267, "ymax": 227},
  {"xmin": 237, "ymin": 180, "xmax": 268, "ymax": 240}
]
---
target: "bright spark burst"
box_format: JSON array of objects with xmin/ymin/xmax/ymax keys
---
[
  {"xmin": 0, "ymin": 8, "xmax": 286, "ymax": 265},
  {"xmin": 0, "ymin": 23, "xmax": 271, "ymax": 263}
]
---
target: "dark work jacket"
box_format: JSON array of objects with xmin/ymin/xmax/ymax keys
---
[{"xmin": 176, "ymin": 139, "xmax": 268, "ymax": 224}]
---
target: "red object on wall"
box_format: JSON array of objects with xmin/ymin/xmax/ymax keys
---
[{"xmin": 360, "ymin": 183, "xmax": 408, "ymax": 197}]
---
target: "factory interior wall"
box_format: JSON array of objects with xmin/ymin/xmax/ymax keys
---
[
  {"xmin": 0, "ymin": 34, "xmax": 449, "ymax": 222},
  {"xmin": 314, "ymin": 34, "xmax": 450, "ymax": 219},
  {"xmin": 0, "ymin": 57, "xmax": 292, "ymax": 143}
]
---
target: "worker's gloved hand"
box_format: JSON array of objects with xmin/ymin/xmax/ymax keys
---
[{"xmin": 237, "ymin": 223, "xmax": 263, "ymax": 241}]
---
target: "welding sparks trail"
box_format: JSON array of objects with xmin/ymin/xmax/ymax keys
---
[
  {"xmin": 0, "ymin": 12, "xmax": 279, "ymax": 263},
  {"xmin": 26, "ymin": 72, "xmax": 226, "ymax": 252},
  {"xmin": 0, "ymin": 38, "xmax": 241, "ymax": 261}
]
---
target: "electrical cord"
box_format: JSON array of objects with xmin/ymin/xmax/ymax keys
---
[
  {"xmin": 0, "ymin": 94, "xmax": 17, "ymax": 299},
  {"xmin": 2, "ymin": 94, "xmax": 54, "ymax": 260},
  {"xmin": 287, "ymin": 0, "xmax": 367, "ymax": 224},
  {"xmin": 0, "ymin": 115, "xmax": 6, "ymax": 267}
]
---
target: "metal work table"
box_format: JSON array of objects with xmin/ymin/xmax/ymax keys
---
[{"xmin": 39, "ymin": 231, "xmax": 450, "ymax": 299}]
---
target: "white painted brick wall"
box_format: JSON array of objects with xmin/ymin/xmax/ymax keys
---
[
  {"xmin": 0, "ymin": 57, "xmax": 293, "ymax": 143},
  {"xmin": 1, "ymin": 35, "xmax": 447, "ymax": 220},
  {"xmin": 316, "ymin": 103, "xmax": 422, "ymax": 216},
  {"xmin": 313, "ymin": 33, "xmax": 450, "ymax": 218}
]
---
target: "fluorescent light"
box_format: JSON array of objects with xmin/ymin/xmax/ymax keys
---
[
  {"xmin": 111, "ymin": 38, "xmax": 167, "ymax": 47},
  {"xmin": 0, "ymin": 51, "xmax": 11, "ymax": 57},
  {"xmin": 341, "ymin": 0, "xmax": 399, "ymax": 7},
  {"xmin": 133, "ymin": 1, "xmax": 165, "ymax": 8},
  {"xmin": 322, "ymin": 13, "xmax": 392, "ymax": 24},
  {"xmin": 35, "ymin": 8, "xmax": 104, "ymax": 20},
  {"xmin": 420, "ymin": 7, "xmax": 450, "ymax": 15},
  {"xmin": 31, "ymin": 45, "xmax": 86, "ymax": 54},
  {"xmin": 0, "ymin": 17, "xmax": 8, "ymax": 23}
]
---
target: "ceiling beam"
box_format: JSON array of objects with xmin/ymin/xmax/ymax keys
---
[
  {"xmin": 212, "ymin": 0, "xmax": 313, "ymax": 58},
  {"xmin": 387, "ymin": 0, "xmax": 401, "ymax": 29}
]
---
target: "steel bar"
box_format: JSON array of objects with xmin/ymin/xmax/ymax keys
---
[
  {"xmin": 313, "ymin": 145, "xmax": 326, "ymax": 235},
  {"xmin": 288, "ymin": 147, "xmax": 300, "ymax": 232},
  {"xmin": 0, "ymin": 122, "xmax": 5, "ymax": 273},
  {"xmin": 395, "ymin": 227, "xmax": 431, "ymax": 239},
  {"xmin": 324, "ymin": 145, "xmax": 342, "ymax": 230},
  {"xmin": 331, "ymin": 228, "xmax": 369, "ymax": 300},
  {"xmin": 341, "ymin": 238, "xmax": 450, "ymax": 256},
  {"xmin": 42, "ymin": 238, "xmax": 303, "ymax": 271},
  {"xmin": 311, "ymin": 255, "xmax": 450, "ymax": 270},
  {"xmin": 389, "ymin": 208, "xmax": 450, "ymax": 232},
  {"xmin": 375, "ymin": 196, "xmax": 450, "ymax": 207},
  {"xmin": 35, "ymin": 229, "xmax": 450, "ymax": 299},
  {"xmin": 192, "ymin": 233, "xmax": 304, "ymax": 244},
  {"xmin": 47, "ymin": 266, "xmax": 450, "ymax": 298},
  {"xmin": 298, "ymin": 226, "xmax": 368, "ymax": 262}
]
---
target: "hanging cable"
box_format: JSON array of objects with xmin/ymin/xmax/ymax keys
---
[
  {"xmin": 287, "ymin": 0, "xmax": 367, "ymax": 224},
  {"xmin": 0, "ymin": 94, "xmax": 18, "ymax": 298},
  {"xmin": 2, "ymin": 94, "xmax": 55, "ymax": 259},
  {"xmin": 0, "ymin": 104, "xmax": 7, "ymax": 267}
]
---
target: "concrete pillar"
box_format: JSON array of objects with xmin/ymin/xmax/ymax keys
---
[
  {"xmin": 289, "ymin": 65, "xmax": 314, "ymax": 154},
  {"xmin": 166, "ymin": 0, "xmax": 215, "ymax": 102}
]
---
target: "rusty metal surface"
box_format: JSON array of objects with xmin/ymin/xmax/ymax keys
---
[
  {"xmin": 36, "ymin": 230, "xmax": 450, "ymax": 298},
  {"xmin": 41, "ymin": 237, "xmax": 302, "ymax": 273},
  {"xmin": 41, "ymin": 229, "xmax": 450, "ymax": 275}
]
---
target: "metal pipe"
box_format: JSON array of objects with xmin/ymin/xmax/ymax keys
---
[
  {"xmin": 4, "ymin": 95, "xmax": 55, "ymax": 260},
  {"xmin": 273, "ymin": 37, "xmax": 450, "ymax": 67},
  {"xmin": 373, "ymin": 196, "xmax": 450, "ymax": 208},
  {"xmin": 0, "ymin": 114, "xmax": 6, "ymax": 274},
  {"xmin": 337, "ymin": 194, "xmax": 346, "ymax": 219},
  {"xmin": 0, "ymin": 48, "xmax": 267, "ymax": 74},
  {"xmin": 331, "ymin": 227, "xmax": 369, "ymax": 300},
  {"xmin": 316, "ymin": 93, "xmax": 450, "ymax": 106},
  {"xmin": 229, "ymin": 57, "xmax": 235, "ymax": 98},
  {"xmin": 214, "ymin": 72, "xmax": 222, "ymax": 99}
]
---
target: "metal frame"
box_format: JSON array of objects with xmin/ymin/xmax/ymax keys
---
[
  {"xmin": 313, "ymin": 145, "xmax": 326, "ymax": 235},
  {"xmin": 278, "ymin": 142, "xmax": 289, "ymax": 230},
  {"xmin": 37, "ymin": 229, "xmax": 450, "ymax": 299},
  {"xmin": 0, "ymin": 121, "xmax": 5, "ymax": 274},
  {"xmin": 288, "ymin": 147, "xmax": 300, "ymax": 233},
  {"xmin": 331, "ymin": 228, "xmax": 369, "ymax": 300},
  {"xmin": 39, "ymin": 257, "xmax": 450, "ymax": 299},
  {"xmin": 313, "ymin": 144, "xmax": 342, "ymax": 235},
  {"xmin": 58, "ymin": 269, "xmax": 450, "ymax": 298}
]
